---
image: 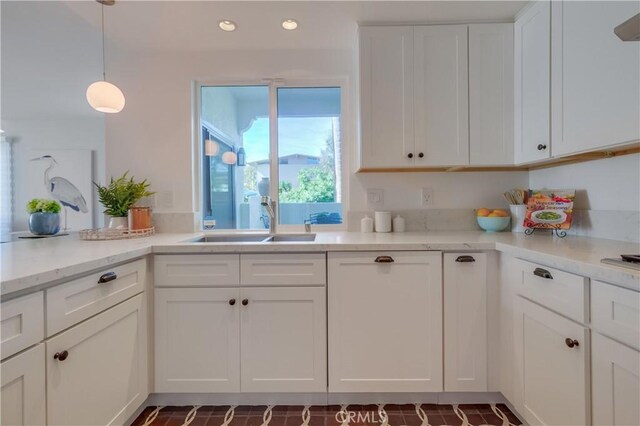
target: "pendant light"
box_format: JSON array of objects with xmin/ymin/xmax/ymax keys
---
[{"xmin": 86, "ymin": 0, "xmax": 125, "ymax": 113}]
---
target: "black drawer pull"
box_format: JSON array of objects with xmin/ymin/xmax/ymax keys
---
[
  {"xmin": 374, "ymin": 256, "xmax": 395, "ymax": 263},
  {"xmin": 533, "ymin": 268, "xmax": 553, "ymax": 279},
  {"xmin": 455, "ymin": 255, "xmax": 476, "ymax": 263},
  {"xmin": 54, "ymin": 350, "xmax": 69, "ymax": 361},
  {"xmin": 98, "ymin": 272, "xmax": 117, "ymax": 284}
]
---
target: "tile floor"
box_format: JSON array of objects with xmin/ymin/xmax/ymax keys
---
[{"xmin": 131, "ymin": 403, "xmax": 522, "ymax": 426}]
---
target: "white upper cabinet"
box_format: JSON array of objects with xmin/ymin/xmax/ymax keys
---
[
  {"xmin": 469, "ymin": 24, "xmax": 514, "ymax": 165},
  {"xmin": 359, "ymin": 26, "xmax": 415, "ymax": 168},
  {"xmin": 414, "ymin": 25, "xmax": 469, "ymax": 166},
  {"xmin": 514, "ymin": 1, "xmax": 552, "ymax": 164},
  {"xmin": 551, "ymin": 1, "xmax": 640, "ymax": 156}
]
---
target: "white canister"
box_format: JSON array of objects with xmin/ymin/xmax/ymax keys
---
[
  {"xmin": 510, "ymin": 204, "xmax": 527, "ymax": 233},
  {"xmin": 361, "ymin": 215, "xmax": 374, "ymax": 233},
  {"xmin": 374, "ymin": 211, "xmax": 392, "ymax": 233},
  {"xmin": 393, "ymin": 214, "xmax": 406, "ymax": 232}
]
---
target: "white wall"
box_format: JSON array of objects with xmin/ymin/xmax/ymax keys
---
[
  {"xmin": 529, "ymin": 154, "xmax": 640, "ymax": 211},
  {"xmin": 106, "ymin": 46, "xmax": 531, "ymax": 225},
  {"xmin": 1, "ymin": 118, "xmax": 105, "ymax": 231}
]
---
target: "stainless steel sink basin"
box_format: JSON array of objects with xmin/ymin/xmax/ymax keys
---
[
  {"xmin": 186, "ymin": 234, "xmax": 316, "ymax": 243},
  {"xmin": 190, "ymin": 235, "xmax": 270, "ymax": 243},
  {"xmin": 263, "ymin": 234, "xmax": 316, "ymax": 242}
]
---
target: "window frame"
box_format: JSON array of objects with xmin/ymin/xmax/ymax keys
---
[{"xmin": 193, "ymin": 78, "xmax": 349, "ymax": 232}]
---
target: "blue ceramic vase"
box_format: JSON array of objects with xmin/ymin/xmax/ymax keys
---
[{"xmin": 29, "ymin": 212, "xmax": 60, "ymax": 235}]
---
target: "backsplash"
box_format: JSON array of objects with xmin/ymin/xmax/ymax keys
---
[{"xmin": 348, "ymin": 208, "xmax": 639, "ymax": 243}]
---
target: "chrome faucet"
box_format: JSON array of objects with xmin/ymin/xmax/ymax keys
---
[{"xmin": 261, "ymin": 196, "xmax": 277, "ymax": 234}]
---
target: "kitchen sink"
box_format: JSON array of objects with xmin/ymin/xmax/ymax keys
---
[
  {"xmin": 263, "ymin": 234, "xmax": 316, "ymax": 242},
  {"xmin": 187, "ymin": 234, "xmax": 316, "ymax": 243},
  {"xmin": 190, "ymin": 235, "xmax": 270, "ymax": 243}
]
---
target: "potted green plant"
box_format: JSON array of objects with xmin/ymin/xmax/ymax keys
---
[
  {"xmin": 94, "ymin": 172, "xmax": 154, "ymax": 229},
  {"xmin": 27, "ymin": 199, "xmax": 61, "ymax": 235}
]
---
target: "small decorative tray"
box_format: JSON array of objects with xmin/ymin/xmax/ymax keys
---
[{"xmin": 79, "ymin": 227, "xmax": 155, "ymax": 241}]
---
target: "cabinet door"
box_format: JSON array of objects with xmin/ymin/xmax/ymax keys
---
[
  {"xmin": 469, "ymin": 24, "xmax": 514, "ymax": 166},
  {"xmin": 240, "ymin": 287, "xmax": 326, "ymax": 392},
  {"xmin": 414, "ymin": 25, "xmax": 469, "ymax": 166},
  {"xmin": 154, "ymin": 288, "xmax": 240, "ymax": 393},
  {"xmin": 444, "ymin": 253, "xmax": 487, "ymax": 391},
  {"xmin": 47, "ymin": 294, "xmax": 148, "ymax": 426},
  {"xmin": 1, "ymin": 344, "xmax": 46, "ymax": 426},
  {"xmin": 359, "ymin": 26, "xmax": 415, "ymax": 168},
  {"xmin": 514, "ymin": 297, "xmax": 589, "ymax": 425},
  {"xmin": 592, "ymin": 333, "xmax": 640, "ymax": 426},
  {"xmin": 514, "ymin": 1, "xmax": 551, "ymax": 164},
  {"xmin": 328, "ymin": 251, "xmax": 442, "ymax": 392},
  {"xmin": 551, "ymin": 1, "xmax": 640, "ymax": 156}
]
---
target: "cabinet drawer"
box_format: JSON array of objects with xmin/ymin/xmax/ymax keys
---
[
  {"xmin": 154, "ymin": 254, "xmax": 240, "ymax": 287},
  {"xmin": 515, "ymin": 258, "xmax": 588, "ymax": 323},
  {"xmin": 1, "ymin": 292, "xmax": 44, "ymax": 360},
  {"xmin": 592, "ymin": 281, "xmax": 639, "ymax": 350},
  {"xmin": 46, "ymin": 258, "xmax": 146, "ymax": 336},
  {"xmin": 241, "ymin": 253, "xmax": 326, "ymax": 286}
]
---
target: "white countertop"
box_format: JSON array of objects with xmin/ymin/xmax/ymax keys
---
[{"xmin": 1, "ymin": 231, "xmax": 638, "ymax": 298}]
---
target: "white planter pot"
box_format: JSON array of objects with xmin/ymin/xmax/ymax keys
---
[{"xmin": 108, "ymin": 216, "xmax": 128, "ymax": 229}]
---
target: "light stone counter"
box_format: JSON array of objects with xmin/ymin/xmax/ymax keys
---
[{"xmin": 2, "ymin": 231, "xmax": 638, "ymax": 298}]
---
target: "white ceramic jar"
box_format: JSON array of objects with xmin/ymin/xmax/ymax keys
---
[
  {"xmin": 374, "ymin": 211, "xmax": 392, "ymax": 233},
  {"xmin": 361, "ymin": 215, "xmax": 374, "ymax": 233}
]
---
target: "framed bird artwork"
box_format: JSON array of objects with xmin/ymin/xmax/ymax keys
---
[{"xmin": 27, "ymin": 149, "xmax": 94, "ymax": 230}]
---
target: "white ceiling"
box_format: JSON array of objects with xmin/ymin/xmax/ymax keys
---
[
  {"xmin": 66, "ymin": 0, "xmax": 527, "ymax": 51},
  {"xmin": 1, "ymin": 1, "xmax": 527, "ymax": 119}
]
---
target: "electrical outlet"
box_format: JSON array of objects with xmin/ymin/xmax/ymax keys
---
[
  {"xmin": 421, "ymin": 187, "xmax": 434, "ymax": 206},
  {"xmin": 366, "ymin": 188, "xmax": 384, "ymax": 208}
]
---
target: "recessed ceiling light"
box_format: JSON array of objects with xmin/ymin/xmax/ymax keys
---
[
  {"xmin": 281, "ymin": 19, "xmax": 298, "ymax": 30},
  {"xmin": 218, "ymin": 20, "xmax": 237, "ymax": 32}
]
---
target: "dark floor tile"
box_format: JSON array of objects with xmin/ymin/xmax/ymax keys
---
[
  {"xmin": 441, "ymin": 414, "xmax": 463, "ymax": 426},
  {"xmin": 465, "ymin": 414, "xmax": 486, "ymax": 425},
  {"xmin": 424, "ymin": 414, "xmax": 444, "ymax": 426},
  {"xmin": 310, "ymin": 405, "xmax": 340, "ymax": 415},
  {"xmin": 235, "ymin": 406, "xmax": 256, "ymax": 416},
  {"xmin": 457, "ymin": 404, "xmax": 480, "ymax": 415},
  {"xmin": 480, "ymin": 413, "xmax": 503, "ymax": 426},
  {"xmin": 421, "ymin": 404, "xmax": 440, "ymax": 414},
  {"xmin": 164, "ymin": 416, "xmax": 189, "ymax": 426},
  {"xmin": 210, "ymin": 405, "xmax": 233, "ymax": 416},
  {"xmin": 187, "ymin": 417, "xmax": 211, "ymax": 426},
  {"xmin": 474, "ymin": 405, "xmax": 494, "ymax": 414},
  {"xmin": 438, "ymin": 405, "xmax": 454, "ymax": 414},
  {"xmin": 383, "ymin": 413, "xmax": 403, "ymax": 425},
  {"xmin": 400, "ymin": 412, "xmax": 422, "ymax": 426}
]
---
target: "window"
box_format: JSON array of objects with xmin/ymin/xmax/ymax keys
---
[
  {"xmin": 199, "ymin": 83, "xmax": 343, "ymax": 230},
  {"xmin": 0, "ymin": 135, "xmax": 14, "ymax": 239}
]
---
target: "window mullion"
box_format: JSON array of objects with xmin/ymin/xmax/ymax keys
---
[{"xmin": 268, "ymin": 81, "xmax": 280, "ymax": 225}]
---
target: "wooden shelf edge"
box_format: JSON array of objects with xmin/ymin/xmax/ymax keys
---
[{"xmin": 356, "ymin": 143, "xmax": 640, "ymax": 173}]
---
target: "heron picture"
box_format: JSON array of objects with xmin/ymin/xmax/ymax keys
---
[{"xmin": 27, "ymin": 149, "xmax": 93, "ymax": 230}]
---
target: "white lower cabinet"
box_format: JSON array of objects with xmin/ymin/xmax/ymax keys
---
[
  {"xmin": 1, "ymin": 344, "xmax": 46, "ymax": 426},
  {"xmin": 155, "ymin": 285, "xmax": 326, "ymax": 393},
  {"xmin": 592, "ymin": 332, "xmax": 640, "ymax": 426},
  {"xmin": 240, "ymin": 287, "xmax": 326, "ymax": 392},
  {"xmin": 444, "ymin": 253, "xmax": 487, "ymax": 391},
  {"xmin": 328, "ymin": 251, "xmax": 442, "ymax": 392},
  {"xmin": 154, "ymin": 287, "xmax": 241, "ymax": 393},
  {"xmin": 46, "ymin": 294, "xmax": 148, "ymax": 426},
  {"xmin": 514, "ymin": 296, "xmax": 589, "ymax": 426}
]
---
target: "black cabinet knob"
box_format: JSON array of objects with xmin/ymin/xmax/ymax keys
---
[
  {"xmin": 565, "ymin": 338, "xmax": 579, "ymax": 348},
  {"xmin": 537, "ymin": 144, "xmax": 547, "ymax": 151},
  {"xmin": 98, "ymin": 272, "xmax": 117, "ymax": 284},
  {"xmin": 241, "ymin": 299, "xmax": 249, "ymax": 306},
  {"xmin": 418, "ymin": 152, "xmax": 424, "ymax": 158},
  {"xmin": 54, "ymin": 350, "xmax": 69, "ymax": 361},
  {"xmin": 229, "ymin": 299, "xmax": 236, "ymax": 306},
  {"xmin": 407, "ymin": 153, "xmax": 414, "ymax": 159}
]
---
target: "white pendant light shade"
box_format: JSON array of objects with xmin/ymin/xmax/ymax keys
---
[
  {"xmin": 205, "ymin": 139, "xmax": 219, "ymax": 156},
  {"xmin": 86, "ymin": 80, "xmax": 125, "ymax": 113},
  {"xmin": 222, "ymin": 151, "xmax": 237, "ymax": 165}
]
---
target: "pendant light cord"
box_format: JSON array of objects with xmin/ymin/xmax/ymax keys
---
[{"xmin": 101, "ymin": 3, "xmax": 106, "ymax": 80}]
